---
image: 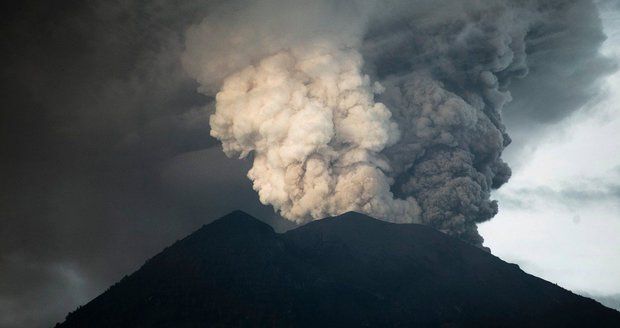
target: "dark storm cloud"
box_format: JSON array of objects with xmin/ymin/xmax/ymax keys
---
[
  {"xmin": 1, "ymin": 1, "xmax": 290, "ymax": 327},
  {"xmin": 505, "ymin": 1, "xmax": 614, "ymax": 124},
  {"xmin": 501, "ymin": 0, "xmax": 617, "ymax": 159},
  {"xmin": 0, "ymin": 1, "xmax": 615, "ymax": 327}
]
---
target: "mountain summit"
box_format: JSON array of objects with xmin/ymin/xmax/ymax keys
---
[{"xmin": 56, "ymin": 211, "xmax": 620, "ymax": 327}]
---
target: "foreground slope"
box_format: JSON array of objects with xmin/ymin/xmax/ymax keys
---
[{"xmin": 56, "ymin": 211, "xmax": 620, "ymax": 327}]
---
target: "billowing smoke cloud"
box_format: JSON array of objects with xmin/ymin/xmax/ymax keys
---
[
  {"xmin": 182, "ymin": 0, "xmax": 609, "ymax": 246},
  {"xmin": 210, "ymin": 42, "xmax": 422, "ymax": 223}
]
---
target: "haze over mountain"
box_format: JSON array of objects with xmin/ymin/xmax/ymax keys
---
[{"xmin": 56, "ymin": 211, "xmax": 620, "ymax": 328}]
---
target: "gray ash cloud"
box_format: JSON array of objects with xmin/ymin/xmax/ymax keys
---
[{"xmin": 183, "ymin": 0, "xmax": 614, "ymax": 247}]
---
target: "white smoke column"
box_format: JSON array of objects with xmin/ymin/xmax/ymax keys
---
[{"xmin": 211, "ymin": 42, "xmax": 421, "ymax": 223}]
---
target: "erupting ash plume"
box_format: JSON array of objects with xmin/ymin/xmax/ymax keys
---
[
  {"xmin": 211, "ymin": 43, "xmax": 421, "ymax": 222},
  {"xmin": 182, "ymin": 0, "xmax": 605, "ymax": 246}
]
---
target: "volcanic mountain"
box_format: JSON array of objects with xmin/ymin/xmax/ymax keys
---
[{"xmin": 56, "ymin": 211, "xmax": 620, "ymax": 327}]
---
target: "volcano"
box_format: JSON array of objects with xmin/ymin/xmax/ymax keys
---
[{"xmin": 56, "ymin": 211, "xmax": 620, "ymax": 327}]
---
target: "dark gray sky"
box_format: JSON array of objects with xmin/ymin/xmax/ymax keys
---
[
  {"xmin": 1, "ymin": 1, "xmax": 618, "ymax": 327},
  {"xmin": 1, "ymin": 2, "xmax": 295, "ymax": 326}
]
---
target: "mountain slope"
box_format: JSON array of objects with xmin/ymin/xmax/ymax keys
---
[{"xmin": 56, "ymin": 211, "xmax": 620, "ymax": 327}]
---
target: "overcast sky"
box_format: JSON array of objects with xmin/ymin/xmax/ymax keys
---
[
  {"xmin": 481, "ymin": 3, "xmax": 620, "ymax": 301},
  {"xmin": 1, "ymin": 1, "xmax": 619, "ymax": 327}
]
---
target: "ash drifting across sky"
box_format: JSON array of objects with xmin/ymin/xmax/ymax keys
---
[
  {"xmin": 182, "ymin": 0, "xmax": 613, "ymax": 246},
  {"xmin": 0, "ymin": 0, "xmax": 615, "ymax": 327}
]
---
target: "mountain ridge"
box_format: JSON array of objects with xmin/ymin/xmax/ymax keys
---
[{"xmin": 56, "ymin": 211, "xmax": 620, "ymax": 327}]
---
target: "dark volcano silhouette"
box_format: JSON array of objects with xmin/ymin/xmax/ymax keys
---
[{"xmin": 56, "ymin": 211, "xmax": 620, "ymax": 327}]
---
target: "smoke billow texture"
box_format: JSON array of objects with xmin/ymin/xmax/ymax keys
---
[{"xmin": 183, "ymin": 0, "xmax": 606, "ymax": 246}]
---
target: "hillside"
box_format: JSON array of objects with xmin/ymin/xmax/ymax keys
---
[{"xmin": 56, "ymin": 211, "xmax": 620, "ymax": 327}]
